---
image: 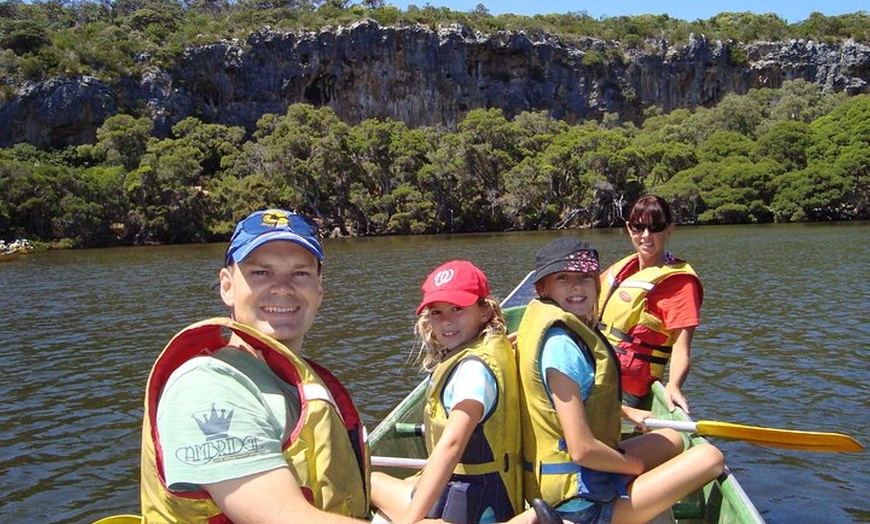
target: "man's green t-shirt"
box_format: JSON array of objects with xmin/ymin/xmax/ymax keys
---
[{"xmin": 156, "ymin": 347, "xmax": 301, "ymax": 490}]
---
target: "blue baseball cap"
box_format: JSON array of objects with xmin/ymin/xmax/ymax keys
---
[{"xmin": 225, "ymin": 209, "xmax": 324, "ymax": 266}]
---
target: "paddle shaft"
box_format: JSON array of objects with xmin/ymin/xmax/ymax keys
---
[
  {"xmin": 646, "ymin": 418, "xmax": 697, "ymax": 432},
  {"xmin": 372, "ymin": 455, "xmax": 427, "ymax": 469}
]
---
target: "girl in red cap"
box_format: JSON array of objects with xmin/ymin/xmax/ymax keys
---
[{"xmin": 371, "ymin": 260, "xmax": 526, "ymax": 524}]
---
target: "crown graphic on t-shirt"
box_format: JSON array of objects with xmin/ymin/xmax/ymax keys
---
[{"xmin": 195, "ymin": 404, "xmax": 233, "ymax": 440}]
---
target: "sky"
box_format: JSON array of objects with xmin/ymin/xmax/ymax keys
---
[{"xmin": 387, "ymin": 1, "xmax": 867, "ymax": 24}]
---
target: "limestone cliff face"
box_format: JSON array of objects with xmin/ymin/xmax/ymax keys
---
[{"xmin": 1, "ymin": 20, "xmax": 868, "ymax": 149}]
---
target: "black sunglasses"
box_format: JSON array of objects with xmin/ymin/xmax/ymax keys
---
[{"xmin": 628, "ymin": 221, "xmax": 668, "ymax": 234}]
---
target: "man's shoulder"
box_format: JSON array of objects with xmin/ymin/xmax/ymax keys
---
[{"xmin": 165, "ymin": 347, "xmax": 247, "ymax": 383}]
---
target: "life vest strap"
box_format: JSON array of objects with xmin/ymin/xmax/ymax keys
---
[
  {"xmin": 597, "ymin": 323, "xmax": 672, "ymax": 355},
  {"xmin": 523, "ymin": 461, "xmax": 583, "ymax": 474},
  {"xmin": 302, "ymin": 383, "xmax": 340, "ymax": 413},
  {"xmin": 626, "ymin": 352, "xmax": 669, "ymax": 365},
  {"xmin": 454, "ymin": 461, "xmax": 501, "ymax": 476},
  {"xmin": 455, "ymin": 452, "xmax": 519, "ymax": 475}
]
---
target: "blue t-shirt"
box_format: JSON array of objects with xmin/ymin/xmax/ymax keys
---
[
  {"xmin": 540, "ymin": 326, "xmax": 595, "ymax": 402},
  {"xmin": 441, "ymin": 358, "xmax": 498, "ymax": 421}
]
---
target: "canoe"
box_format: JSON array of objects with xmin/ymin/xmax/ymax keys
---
[
  {"xmin": 1, "ymin": 239, "xmax": 34, "ymax": 261},
  {"xmin": 368, "ymin": 270, "xmax": 766, "ymax": 524}
]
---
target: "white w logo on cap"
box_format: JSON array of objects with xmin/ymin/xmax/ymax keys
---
[{"xmin": 433, "ymin": 269, "xmax": 455, "ymax": 287}]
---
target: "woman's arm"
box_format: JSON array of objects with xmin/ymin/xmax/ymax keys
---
[
  {"xmin": 664, "ymin": 326, "xmax": 693, "ymax": 413},
  {"xmin": 548, "ymin": 369, "xmax": 643, "ymax": 476}
]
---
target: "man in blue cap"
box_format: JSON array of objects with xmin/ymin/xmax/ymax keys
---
[{"xmin": 140, "ymin": 209, "xmax": 372, "ymax": 524}]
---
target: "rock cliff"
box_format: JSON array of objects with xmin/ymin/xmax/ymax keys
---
[{"xmin": 2, "ymin": 19, "xmax": 868, "ymax": 149}]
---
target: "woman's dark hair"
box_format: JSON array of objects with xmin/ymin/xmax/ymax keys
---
[{"xmin": 627, "ymin": 194, "xmax": 672, "ymax": 225}]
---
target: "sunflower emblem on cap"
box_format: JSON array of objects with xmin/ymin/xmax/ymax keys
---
[{"xmin": 261, "ymin": 210, "xmax": 290, "ymax": 228}]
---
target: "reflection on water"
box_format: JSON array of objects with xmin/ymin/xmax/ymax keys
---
[{"xmin": 1, "ymin": 224, "xmax": 867, "ymax": 523}]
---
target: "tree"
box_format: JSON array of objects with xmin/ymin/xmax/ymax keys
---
[
  {"xmin": 765, "ymin": 80, "xmax": 846, "ymax": 126},
  {"xmin": 770, "ymin": 164, "xmax": 851, "ymax": 221},
  {"xmin": 0, "ymin": 19, "xmax": 51, "ymax": 55},
  {"xmin": 753, "ymin": 120, "xmax": 811, "ymax": 172},
  {"xmin": 96, "ymin": 114, "xmax": 154, "ymax": 171},
  {"xmin": 250, "ymin": 103, "xmax": 351, "ymax": 222},
  {"xmin": 501, "ymin": 156, "xmax": 561, "ymax": 229},
  {"xmin": 833, "ymin": 144, "xmax": 870, "ymax": 219},
  {"xmin": 54, "ymin": 165, "xmax": 129, "ymax": 246},
  {"xmin": 697, "ymin": 130, "xmax": 754, "ymax": 163},
  {"xmin": 418, "ymin": 133, "xmax": 464, "ymax": 232},
  {"xmin": 455, "ymin": 108, "xmax": 524, "ymax": 230},
  {"xmin": 0, "ymin": 157, "xmax": 63, "ymax": 239}
]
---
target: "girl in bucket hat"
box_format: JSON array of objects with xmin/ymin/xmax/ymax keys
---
[
  {"xmin": 371, "ymin": 260, "xmax": 525, "ymax": 524},
  {"xmin": 515, "ymin": 237, "xmax": 725, "ymax": 524}
]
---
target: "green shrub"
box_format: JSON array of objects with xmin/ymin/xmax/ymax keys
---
[
  {"xmin": 581, "ymin": 50, "xmax": 604, "ymax": 67},
  {"xmin": 727, "ymin": 44, "xmax": 748, "ymax": 67},
  {"xmin": 0, "ymin": 19, "xmax": 51, "ymax": 55}
]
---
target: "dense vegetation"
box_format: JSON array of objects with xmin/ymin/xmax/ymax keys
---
[
  {"xmin": 1, "ymin": 2, "xmax": 868, "ymax": 247},
  {"xmin": 1, "ymin": 81, "xmax": 867, "ymax": 248}
]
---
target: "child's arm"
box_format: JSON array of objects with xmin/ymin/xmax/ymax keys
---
[
  {"xmin": 548, "ymin": 369, "xmax": 644, "ymax": 476},
  {"xmin": 399, "ymin": 399, "xmax": 484, "ymax": 524},
  {"xmin": 621, "ymin": 405, "xmax": 652, "ymax": 431}
]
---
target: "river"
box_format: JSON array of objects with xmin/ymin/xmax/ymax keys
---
[{"xmin": 0, "ymin": 223, "xmax": 867, "ymax": 523}]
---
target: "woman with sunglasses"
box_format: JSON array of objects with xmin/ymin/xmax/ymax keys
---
[{"xmin": 598, "ymin": 195, "xmax": 703, "ymax": 416}]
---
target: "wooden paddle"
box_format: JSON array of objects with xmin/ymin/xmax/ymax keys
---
[{"xmin": 644, "ymin": 418, "xmax": 864, "ymax": 452}]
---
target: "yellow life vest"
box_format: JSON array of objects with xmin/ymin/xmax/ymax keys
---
[
  {"xmin": 598, "ymin": 254, "xmax": 701, "ymax": 395},
  {"xmin": 424, "ymin": 333, "xmax": 524, "ymax": 517},
  {"xmin": 516, "ymin": 300, "xmax": 621, "ymax": 504},
  {"xmin": 140, "ymin": 318, "xmax": 370, "ymax": 523}
]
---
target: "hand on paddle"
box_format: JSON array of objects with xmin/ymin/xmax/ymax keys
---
[{"xmin": 621, "ymin": 405, "xmax": 652, "ymax": 432}]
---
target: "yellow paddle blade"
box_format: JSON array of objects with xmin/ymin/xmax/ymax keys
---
[
  {"xmin": 695, "ymin": 421, "xmax": 864, "ymax": 453},
  {"xmin": 91, "ymin": 515, "xmax": 142, "ymax": 524}
]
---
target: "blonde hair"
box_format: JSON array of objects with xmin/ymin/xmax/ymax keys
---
[
  {"xmin": 534, "ymin": 271, "xmax": 602, "ymax": 327},
  {"xmin": 413, "ymin": 296, "xmax": 507, "ymax": 372}
]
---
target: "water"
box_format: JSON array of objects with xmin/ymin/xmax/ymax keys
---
[{"xmin": 1, "ymin": 223, "xmax": 867, "ymax": 523}]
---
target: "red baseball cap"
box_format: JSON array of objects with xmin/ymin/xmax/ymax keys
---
[{"xmin": 416, "ymin": 260, "xmax": 490, "ymax": 315}]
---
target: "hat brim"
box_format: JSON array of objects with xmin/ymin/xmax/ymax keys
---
[
  {"xmin": 532, "ymin": 260, "xmax": 599, "ymax": 283},
  {"xmin": 415, "ymin": 289, "xmax": 481, "ymax": 315},
  {"xmin": 229, "ymin": 231, "xmax": 324, "ymax": 265}
]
